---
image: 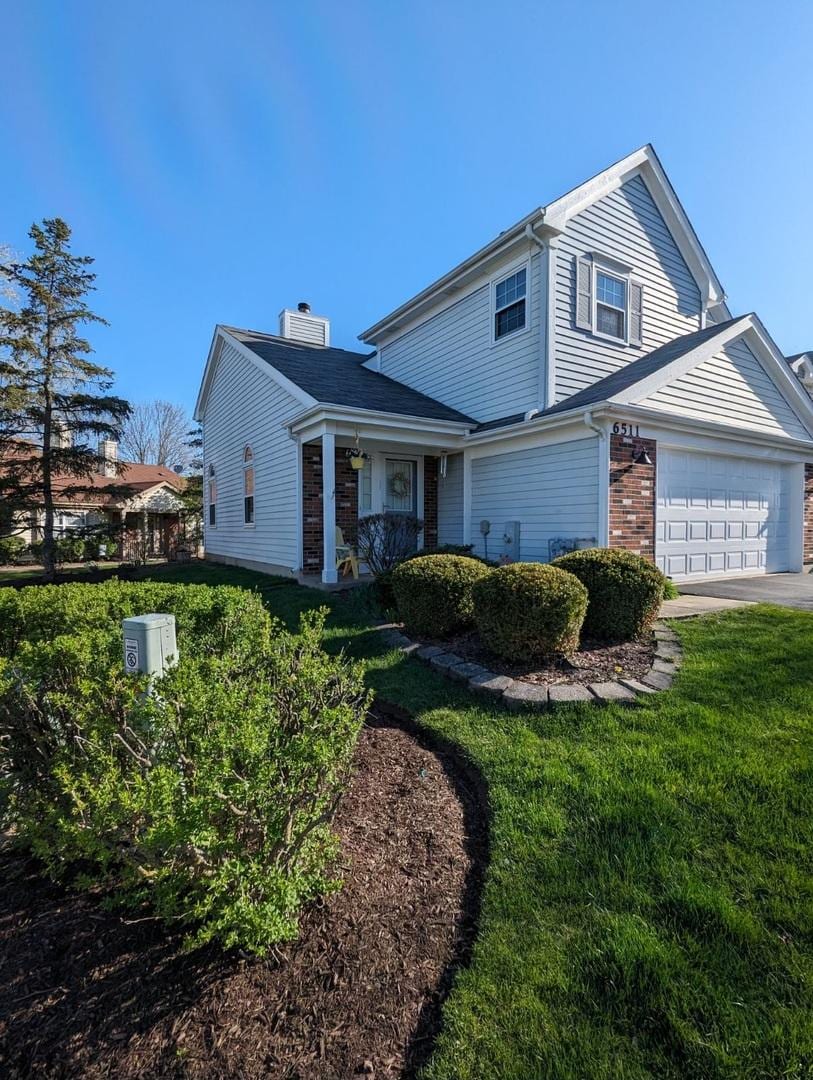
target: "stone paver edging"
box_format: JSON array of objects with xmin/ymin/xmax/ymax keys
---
[{"xmin": 375, "ymin": 622, "xmax": 682, "ymax": 710}]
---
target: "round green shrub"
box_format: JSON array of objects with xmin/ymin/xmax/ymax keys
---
[
  {"xmin": 552, "ymin": 547, "xmax": 667, "ymax": 641},
  {"xmin": 472, "ymin": 562, "xmax": 588, "ymax": 661},
  {"xmin": 0, "ymin": 536, "xmax": 26, "ymax": 565},
  {"xmin": 391, "ymin": 554, "xmax": 491, "ymax": 637}
]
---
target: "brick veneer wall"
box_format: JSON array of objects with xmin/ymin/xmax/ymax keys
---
[
  {"xmin": 301, "ymin": 444, "xmax": 359, "ymax": 575},
  {"xmin": 608, "ymin": 434, "xmax": 657, "ymax": 560},
  {"xmin": 424, "ymin": 457, "xmax": 438, "ymax": 550},
  {"xmin": 805, "ymin": 464, "xmax": 813, "ymax": 564}
]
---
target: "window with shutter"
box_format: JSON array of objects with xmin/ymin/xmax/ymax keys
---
[{"xmin": 576, "ymin": 255, "xmax": 593, "ymax": 330}]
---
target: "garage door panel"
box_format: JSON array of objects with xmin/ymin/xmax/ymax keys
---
[{"xmin": 657, "ymin": 449, "xmax": 790, "ymax": 581}]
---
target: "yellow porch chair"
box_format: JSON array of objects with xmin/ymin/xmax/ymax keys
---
[{"xmin": 335, "ymin": 526, "xmax": 360, "ymax": 579}]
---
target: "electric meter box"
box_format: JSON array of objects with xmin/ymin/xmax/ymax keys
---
[
  {"xmin": 503, "ymin": 520, "xmax": 521, "ymax": 559},
  {"xmin": 122, "ymin": 613, "xmax": 178, "ymax": 678}
]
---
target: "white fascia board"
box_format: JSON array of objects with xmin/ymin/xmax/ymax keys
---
[
  {"xmin": 359, "ymin": 213, "xmax": 560, "ymax": 344},
  {"xmin": 744, "ymin": 316, "xmax": 813, "ymax": 436},
  {"xmin": 618, "ymin": 402, "xmax": 813, "ymax": 457},
  {"xmin": 193, "ymin": 328, "xmax": 224, "ymax": 421},
  {"xmin": 287, "ymin": 404, "xmax": 472, "ymax": 441},
  {"xmin": 543, "ymin": 144, "xmax": 724, "ymax": 306},
  {"xmin": 464, "ymin": 405, "xmax": 609, "ymax": 448},
  {"xmin": 194, "ymin": 326, "xmax": 317, "ymax": 422}
]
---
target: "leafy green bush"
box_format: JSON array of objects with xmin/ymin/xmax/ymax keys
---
[
  {"xmin": 662, "ymin": 577, "xmax": 679, "ymax": 600},
  {"xmin": 472, "ymin": 562, "xmax": 588, "ymax": 661},
  {"xmin": 374, "ymin": 544, "xmax": 492, "ymax": 612},
  {"xmin": 0, "ymin": 582, "xmax": 370, "ymax": 954},
  {"xmin": 391, "ymin": 554, "xmax": 491, "ymax": 637},
  {"xmin": 552, "ymin": 547, "xmax": 667, "ymax": 641},
  {"xmin": 0, "ymin": 535, "xmax": 26, "ymax": 565}
]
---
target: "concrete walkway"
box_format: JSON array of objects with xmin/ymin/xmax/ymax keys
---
[
  {"xmin": 659, "ymin": 595, "xmax": 755, "ymax": 619},
  {"xmin": 678, "ymin": 571, "xmax": 813, "ymax": 612}
]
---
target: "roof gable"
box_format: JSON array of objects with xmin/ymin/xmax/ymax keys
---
[
  {"xmin": 197, "ymin": 325, "xmax": 474, "ymax": 426},
  {"xmin": 536, "ymin": 315, "xmax": 813, "ymax": 441},
  {"xmin": 360, "ymin": 144, "xmax": 724, "ymax": 344}
]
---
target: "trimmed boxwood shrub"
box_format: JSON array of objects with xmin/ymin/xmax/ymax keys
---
[
  {"xmin": 472, "ymin": 562, "xmax": 588, "ymax": 661},
  {"xmin": 375, "ymin": 544, "xmax": 491, "ymax": 612},
  {"xmin": 552, "ymin": 547, "xmax": 667, "ymax": 641},
  {"xmin": 0, "ymin": 581, "xmax": 370, "ymax": 955},
  {"xmin": 391, "ymin": 554, "xmax": 491, "ymax": 637}
]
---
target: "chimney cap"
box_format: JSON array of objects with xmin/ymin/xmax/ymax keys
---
[{"xmin": 297, "ymin": 301, "xmax": 311, "ymax": 313}]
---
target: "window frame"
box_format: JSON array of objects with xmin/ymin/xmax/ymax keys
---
[
  {"xmin": 591, "ymin": 257, "xmax": 631, "ymax": 344},
  {"xmin": 207, "ymin": 464, "xmax": 217, "ymax": 528},
  {"xmin": 243, "ymin": 446, "xmax": 255, "ymax": 527},
  {"xmin": 491, "ymin": 260, "xmax": 530, "ymax": 345}
]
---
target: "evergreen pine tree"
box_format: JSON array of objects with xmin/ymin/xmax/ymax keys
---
[{"xmin": 0, "ymin": 219, "xmax": 130, "ymax": 579}]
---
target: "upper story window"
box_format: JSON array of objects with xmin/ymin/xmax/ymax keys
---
[
  {"xmin": 243, "ymin": 446, "xmax": 255, "ymax": 524},
  {"xmin": 596, "ymin": 271, "xmax": 626, "ymax": 340},
  {"xmin": 493, "ymin": 266, "xmax": 527, "ymax": 340},
  {"xmin": 576, "ymin": 254, "xmax": 643, "ymax": 346},
  {"xmin": 208, "ymin": 465, "xmax": 217, "ymax": 527}
]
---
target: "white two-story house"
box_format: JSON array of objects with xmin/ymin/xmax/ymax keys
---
[{"xmin": 195, "ymin": 145, "xmax": 813, "ymax": 584}]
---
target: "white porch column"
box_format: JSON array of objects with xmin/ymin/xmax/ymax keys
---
[{"xmin": 321, "ymin": 431, "xmax": 338, "ymax": 583}]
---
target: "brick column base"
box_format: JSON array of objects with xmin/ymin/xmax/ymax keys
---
[
  {"xmin": 608, "ymin": 434, "xmax": 657, "ymax": 560},
  {"xmin": 424, "ymin": 457, "xmax": 438, "ymax": 550},
  {"xmin": 301, "ymin": 443, "xmax": 359, "ymax": 575}
]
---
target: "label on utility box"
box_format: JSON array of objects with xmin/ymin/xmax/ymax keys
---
[{"xmin": 124, "ymin": 637, "xmax": 140, "ymax": 672}]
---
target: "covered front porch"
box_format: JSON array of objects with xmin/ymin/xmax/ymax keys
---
[{"xmin": 291, "ymin": 411, "xmax": 469, "ymax": 585}]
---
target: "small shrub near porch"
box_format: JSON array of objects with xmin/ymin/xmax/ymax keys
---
[
  {"xmin": 391, "ymin": 554, "xmax": 490, "ymax": 637},
  {"xmin": 0, "ymin": 580, "xmax": 370, "ymax": 954}
]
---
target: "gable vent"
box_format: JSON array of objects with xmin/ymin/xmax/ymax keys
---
[{"xmin": 279, "ymin": 303, "xmax": 330, "ymax": 346}]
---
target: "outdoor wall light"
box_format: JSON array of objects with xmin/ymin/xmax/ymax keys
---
[{"xmin": 633, "ymin": 446, "xmax": 653, "ymax": 466}]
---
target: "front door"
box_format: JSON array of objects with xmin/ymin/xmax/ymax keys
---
[{"xmin": 384, "ymin": 458, "xmax": 417, "ymax": 515}]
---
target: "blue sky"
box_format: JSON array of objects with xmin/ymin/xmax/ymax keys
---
[{"xmin": 2, "ymin": 0, "xmax": 812, "ymax": 421}]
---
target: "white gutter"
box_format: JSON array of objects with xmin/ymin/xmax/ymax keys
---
[{"xmin": 583, "ymin": 409, "xmax": 606, "ymax": 440}]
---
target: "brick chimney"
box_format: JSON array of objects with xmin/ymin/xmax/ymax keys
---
[
  {"xmin": 98, "ymin": 439, "xmax": 118, "ymax": 478},
  {"xmin": 278, "ymin": 301, "xmax": 330, "ymax": 346}
]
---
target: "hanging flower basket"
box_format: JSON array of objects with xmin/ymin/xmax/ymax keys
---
[{"xmin": 346, "ymin": 448, "xmax": 369, "ymax": 471}]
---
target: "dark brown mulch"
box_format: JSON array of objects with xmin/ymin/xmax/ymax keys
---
[
  {"xmin": 0, "ymin": 713, "xmax": 487, "ymax": 1080},
  {"xmin": 422, "ymin": 629, "xmax": 654, "ymax": 686}
]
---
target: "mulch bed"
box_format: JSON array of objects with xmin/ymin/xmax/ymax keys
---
[
  {"xmin": 0, "ymin": 713, "xmax": 487, "ymax": 1079},
  {"xmin": 421, "ymin": 629, "xmax": 653, "ymax": 686}
]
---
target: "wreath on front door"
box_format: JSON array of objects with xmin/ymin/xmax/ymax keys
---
[{"xmin": 389, "ymin": 470, "xmax": 410, "ymax": 499}]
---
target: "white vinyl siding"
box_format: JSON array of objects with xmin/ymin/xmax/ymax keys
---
[
  {"xmin": 555, "ymin": 174, "xmax": 701, "ymax": 400},
  {"xmin": 470, "ymin": 437, "xmax": 599, "ymax": 562},
  {"xmin": 640, "ymin": 339, "xmax": 810, "ymax": 441},
  {"xmin": 376, "ymin": 253, "xmax": 542, "ymax": 423},
  {"xmin": 437, "ymin": 452, "xmax": 464, "ymax": 545},
  {"xmin": 202, "ymin": 341, "xmax": 301, "ymax": 570}
]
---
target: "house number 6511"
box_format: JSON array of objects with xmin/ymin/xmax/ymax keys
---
[{"xmin": 612, "ymin": 422, "xmax": 640, "ymax": 437}]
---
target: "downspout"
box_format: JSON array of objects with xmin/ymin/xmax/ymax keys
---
[
  {"xmin": 584, "ymin": 410, "xmax": 610, "ymax": 547},
  {"xmin": 525, "ymin": 223, "xmax": 548, "ymax": 412}
]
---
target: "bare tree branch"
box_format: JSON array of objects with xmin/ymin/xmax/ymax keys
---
[{"xmin": 119, "ymin": 400, "xmax": 191, "ymax": 468}]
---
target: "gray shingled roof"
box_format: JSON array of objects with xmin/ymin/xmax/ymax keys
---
[
  {"xmin": 475, "ymin": 317, "xmax": 745, "ymax": 432},
  {"xmin": 225, "ymin": 326, "xmax": 474, "ymax": 425},
  {"xmin": 787, "ymin": 352, "xmax": 812, "ymax": 363}
]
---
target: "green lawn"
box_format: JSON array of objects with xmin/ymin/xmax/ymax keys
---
[
  {"xmin": 0, "ymin": 561, "xmax": 122, "ymax": 584},
  {"xmin": 144, "ymin": 562, "xmax": 813, "ymax": 1080}
]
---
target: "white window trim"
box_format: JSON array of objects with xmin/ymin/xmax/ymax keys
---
[
  {"xmin": 491, "ymin": 259, "xmax": 531, "ymax": 346},
  {"xmin": 243, "ymin": 447, "xmax": 255, "ymax": 528},
  {"xmin": 207, "ymin": 465, "xmax": 217, "ymax": 529},
  {"xmin": 591, "ymin": 257, "xmax": 631, "ymax": 345}
]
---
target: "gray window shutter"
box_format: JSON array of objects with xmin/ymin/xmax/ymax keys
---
[
  {"xmin": 576, "ymin": 255, "xmax": 593, "ymax": 330},
  {"xmin": 629, "ymin": 281, "xmax": 643, "ymax": 346}
]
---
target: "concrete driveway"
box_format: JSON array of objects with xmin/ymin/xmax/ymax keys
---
[{"xmin": 678, "ymin": 571, "xmax": 813, "ymax": 611}]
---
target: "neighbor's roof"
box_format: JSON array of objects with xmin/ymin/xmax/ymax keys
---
[
  {"xmin": 474, "ymin": 318, "xmax": 744, "ymax": 433},
  {"xmin": 0, "ymin": 441, "xmax": 186, "ymax": 507},
  {"xmin": 223, "ymin": 326, "xmax": 475, "ymax": 424}
]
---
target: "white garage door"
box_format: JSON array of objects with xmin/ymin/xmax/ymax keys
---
[{"xmin": 656, "ymin": 449, "xmax": 790, "ymax": 581}]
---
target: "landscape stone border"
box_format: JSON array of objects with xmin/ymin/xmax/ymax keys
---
[{"xmin": 375, "ymin": 621, "xmax": 682, "ymax": 710}]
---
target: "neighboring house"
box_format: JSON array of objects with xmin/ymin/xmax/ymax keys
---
[
  {"xmin": 195, "ymin": 145, "xmax": 813, "ymax": 584},
  {"xmin": 2, "ymin": 438, "xmax": 188, "ymax": 559}
]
